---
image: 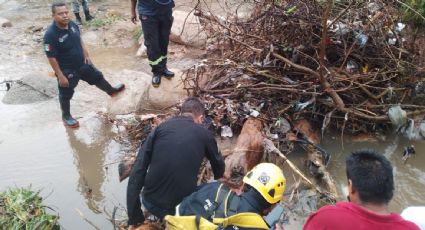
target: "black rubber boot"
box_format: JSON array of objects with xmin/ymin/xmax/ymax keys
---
[
  {"xmin": 152, "ymin": 73, "xmax": 161, "ymax": 87},
  {"xmin": 59, "ymin": 98, "xmax": 79, "ymax": 128},
  {"xmin": 95, "ymin": 78, "xmax": 125, "ymax": 96},
  {"xmin": 162, "ymin": 69, "xmax": 174, "ymax": 79},
  {"xmin": 84, "ymin": 10, "xmax": 94, "ymax": 21},
  {"xmin": 74, "ymin": 13, "xmax": 83, "ymax": 25}
]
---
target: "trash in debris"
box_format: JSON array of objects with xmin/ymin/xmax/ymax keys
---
[
  {"xmin": 402, "ymin": 145, "xmax": 415, "ymax": 162},
  {"xmin": 388, "ymin": 37, "xmax": 397, "ymax": 45},
  {"xmin": 275, "ymin": 117, "xmax": 291, "ymax": 134},
  {"xmin": 250, "ymin": 109, "xmax": 260, "ymax": 117},
  {"xmin": 355, "ymin": 33, "xmax": 368, "ymax": 48},
  {"xmin": 221, "ymin": 125, "xmax": 233, "ymax": 137},
  {"xmin": 294, "ymin": 99, "xmax": 314, "ymax": 112},
  {"xmin": 388, "ymin": 105, "xmax": 407, "ymax": 129},
  {"xmin": 395, "ymin": 22, "xmax": 406, "ymax": 32},
  {"xmin": 346, "ymin": 60, "xmax": 359, "ymax": 73}
]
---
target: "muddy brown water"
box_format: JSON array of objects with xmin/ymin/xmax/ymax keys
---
[{"xmin": 1, "ymin": 0, "xmax": 425, "ymax": 229}]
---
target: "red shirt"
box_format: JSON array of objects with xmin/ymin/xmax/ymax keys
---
[{"xmin": 303, "ymin": 202, "xmax": 420, "ymax": 230}]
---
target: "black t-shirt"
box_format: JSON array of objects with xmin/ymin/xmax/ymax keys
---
[
  {"xmin": 137, "ymin": 0, "xmax": 174, "ymax": 16},
  {"xmin": 126, "ymin": 116, "xmax": 225, "ymax": 225},
  {"xmin": 43, "ymin": 21, "xmax": 85, "ymax": 70}
]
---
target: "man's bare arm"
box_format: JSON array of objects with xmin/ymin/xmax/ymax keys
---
[{"xmin": 130, "ymin": 0, "xmax": 138, "ymax": 24}]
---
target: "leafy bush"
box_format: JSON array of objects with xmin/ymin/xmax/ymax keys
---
[
  {"xmin": 401, "ymin": 0, "xmax": 425, "ymax": 28},
  {"xmin": 0, "ymin": 187, "xmax": 60, "ymax": 230}
]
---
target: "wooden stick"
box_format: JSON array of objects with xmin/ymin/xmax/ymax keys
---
[
  {"xmin": 263, "ymin": 138, "xmax": 316, "ymax": 189},
  {"xmin": 76, "ymin": 208, "xmax": 101, "ymax": 230}
]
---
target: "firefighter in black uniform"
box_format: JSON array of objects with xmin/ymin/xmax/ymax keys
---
[
  {"xmin": 44, "ymin": 2, "xmax": 125, "ymax": 128},
  {"xmin": 130, "ymin": 0, "xmax": 174, "ymax": 87},
  {"xmin": 126, "ymin": 97, "xmax": 225, "ymax": 229}
]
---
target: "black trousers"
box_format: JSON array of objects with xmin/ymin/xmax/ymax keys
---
[
  {"xmin": 140, "ymin": 11, "xmax": 173, "ymax": 75},
  {"xmin": 58, "ymin": 64, "xmax": 103, "ymax": 100}
]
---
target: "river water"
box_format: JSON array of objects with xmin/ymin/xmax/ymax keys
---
[{"xmin": 1, "ymin": 0, "xmax": 424, "ymax": 229}]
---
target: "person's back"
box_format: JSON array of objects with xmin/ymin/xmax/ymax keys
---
[
  {"xmin": 304, "ymin": 202, "xmax": 419, "ymax": 230},
  {"xmin": 169, "ymin": 163, "xmax": 287, "ymax": 230},
  {"xmin": 127, "ymin": 97, "xmax": 225, "ymax": 228},
  {"xmin": 142, "ymin": 115, "xmax": 223, "ymax": 210},
  {"xmin": 303, "ymin": 150, "xmax": 420, "ymax": 230}
]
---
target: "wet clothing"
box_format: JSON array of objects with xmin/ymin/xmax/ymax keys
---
[
  {"xmin": 176, "ymin": 182, "xmax": 270, "ymax": 230},
  {"xmin": 72, "ymin": 0, "xmax": 90, "ymax": 14},
  {"xmin": 303, "ymin": 202, "xmax": 420, "ymax": 230},
  {"xmin": 43, "ymin": 21, "xmax": 103, "ymax": 100},
  {"xmin": 127, "ymin": 116, "xmax": 225, "ymax": 225},
  {"xmin": 136, "ymin": 0, "xmax": 174, "ymax": 74}
]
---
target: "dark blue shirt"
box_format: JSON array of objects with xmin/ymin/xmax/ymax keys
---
[
  {"xmin": 43, "ymin": 21, "xmax": 85, "ymax": 70},
  {"xmin": 137, "ymin": 0, "xmax": 174, "ymax": 16}
]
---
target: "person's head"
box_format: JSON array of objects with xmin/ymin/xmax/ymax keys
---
[
  {"xmin": 180, "ymin": 97, "xmax": 205, "ymax": 124},
  {"xmin": 243, "ymin": 163, "xmax": 286, "ymax": 213},
  {"xmin": 51, "ymin": 2, "xmax": 69, "ymax": 27},
  {"xmin": 346, "ymin": 149, "xmax": 394, "ymax": 206}
]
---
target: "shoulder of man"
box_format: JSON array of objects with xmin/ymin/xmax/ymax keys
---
[
  {"xmin": 304, "ymin": 202, "xmax": 352, "ymax": 229},
  {"xmin": 44, "ymin": 22, "xmax": 56, "ymax": 37},
  {"xmin": 69, "ymin": 21, "xmax": 81, "ymax": 33}
]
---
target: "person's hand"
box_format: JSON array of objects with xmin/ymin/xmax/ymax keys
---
[
  {"xmin": 131, "ymin": 11, "xmax": 138, "ymax": 24},
  {"xmin": 128, "ymin": 224, "xmax": 140, "ymax": 230},
  {"xmin": 275, "ymin": 223, "xmax": 285, "ymax": 230},
  {"xmin": 57, "ymin": 74, "xmax": 69, "ymax": 88},
  {"xmin": 84, "ymin": 56, "xmax": 92, "ymax": 65}
]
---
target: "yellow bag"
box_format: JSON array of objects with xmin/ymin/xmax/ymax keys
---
[
  {"xmin": 164, "ymin": 215, "xmax": 217, "ymax": 230},
  {"xmin": 164, "ymin": 212, "xmax": 269, "ymax": 230}
]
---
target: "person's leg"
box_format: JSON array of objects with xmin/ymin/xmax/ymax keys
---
[
  {"xmin": 58, "ymin": 70, "xmax": 80, "ymax": 128},
  {"xmin": 140, "ymin": 14, "xmax": 163, "ymax": 87},
  {"xmin": 141, "ymin": 196, "xmax": 175, "ymax": 220},
  {"xmin": 72, "ymin": 0, "xmax": 82, "ymax": 25},
  {"xmin": 78, "ymin": 64, "xmax": 125, "ymax": 96},
  {"xmin": 81, "ymin": 0, "xmax": 94, "ymax": 21},
  {"xmin": 158, "ymin": 11, "xmax": 174, "ymax": 78}
]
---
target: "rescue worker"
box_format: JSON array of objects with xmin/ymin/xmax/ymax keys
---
[
  {"xmin": 165, "ymin": 163, "xmax": 286, "ymax": 230},
  {"xmin": 126, "ymin": 97, "xmax": 225, "ymax": 229},
  {"xmin": 72, "ymin": 0, "xmax": 94, "ymax": 25},
  {"xmin": 130, "ymin": 0, "xmax": 174, "ymax": 87},
  {"xmin": 44, "ymin": 2, "xmax": 125, "ymax": 128},
  {"xmin": 303, "ymin": 150, "xmax": 420, "ymax": 230}
]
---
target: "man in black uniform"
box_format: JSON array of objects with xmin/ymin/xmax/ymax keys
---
[
  {"xmin": 130, "ymin": 0, "xmax": 174, "ymax": 87},
  {"xmin": 126, "ymin": 97, "xmax": 225, "ymax": 229},
  {"xmin": 44, "ymin": 2, "xmax": 125, "ymax": 128}
]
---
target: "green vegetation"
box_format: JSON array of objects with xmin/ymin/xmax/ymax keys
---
[
  {"xmin": 89, "ymin": 15, "xmax": 120, "ymax": 29},
  {"xmin": 0, "ymin": 187, "xmax": 60, "ymax": 230},
  {"xmin": 131, "ymin": 27, "xmax": 143, "ymax": 41},
  {"xmin": 401, "ymin": 0, "xmax": 425, "ymax": 28}
]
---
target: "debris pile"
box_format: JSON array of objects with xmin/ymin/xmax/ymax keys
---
[{"xmin": 184, "ymin": 0, "xmax": 425, "ymax": 135}]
